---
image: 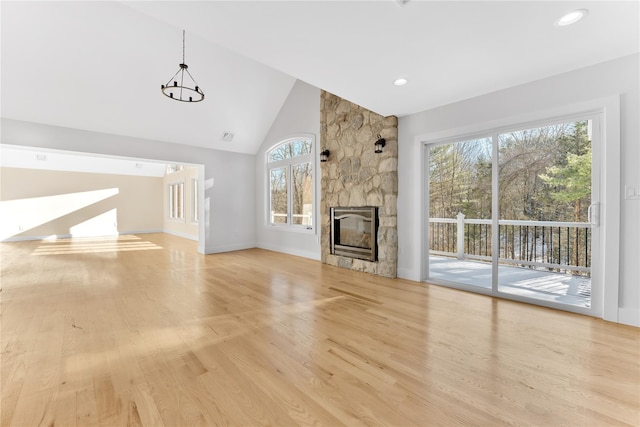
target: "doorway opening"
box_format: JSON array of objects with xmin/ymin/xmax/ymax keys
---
[{"xmin": 0, "ymin": 144, "xmax": 206, "ymax": 253}]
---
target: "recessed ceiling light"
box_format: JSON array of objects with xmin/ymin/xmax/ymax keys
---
[
  {"xmin": 394, "ymin": 77, "xmax": 408, "ymax": 86},
  {"xmin": 555, "ymin": 9, "xmax": 588, "ymax": 27}
]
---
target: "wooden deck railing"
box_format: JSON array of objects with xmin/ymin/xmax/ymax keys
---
[{"xmin": 429, "ymin": 214, "xmax": 591, "ymax": 275}]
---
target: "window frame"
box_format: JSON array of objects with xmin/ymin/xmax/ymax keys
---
[
  {"xmin": 168, "ymin": 181, "xmax": 185, "ymax": 222},
  {"xmin": 191, "ymin": 177, "xmax": 198, "ymax": 224},
  {"xmin": 266, "ymin": 135, "xmax": 315, "ymax": 232}
]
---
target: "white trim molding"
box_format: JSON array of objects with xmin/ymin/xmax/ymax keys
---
[
  {"xmin": 162, "ymin": 229, "xmax": 198, "ymax": 242},
  {"xmin": 256, "ymin": 241, "xmax": 321, "ymax": 261},
  {"xmin": 205, "ymin": 242, "xmax": 256, "ymax": 254},
  {"xmin": 618, "ymin": 308, "xmax": 640, "ymax": 327}
]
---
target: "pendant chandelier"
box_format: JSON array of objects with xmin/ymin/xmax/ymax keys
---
[{"xmin": 161, "ymin": 30, "xmax": 205, "ymax": 103}]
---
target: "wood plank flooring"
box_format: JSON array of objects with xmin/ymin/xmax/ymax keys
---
[{"xmin": 1, "ymin": 233, "xmax": 639, "ymax": 426}]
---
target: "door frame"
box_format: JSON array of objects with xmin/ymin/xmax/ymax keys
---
[{"xmin": 418, "ymin": 95, "xmax": 620, "ymax": 321}]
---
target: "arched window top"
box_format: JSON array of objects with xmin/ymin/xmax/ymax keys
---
[{"xmin": 267, "ymin": 136, "xmax": 313, "ymax": 163}]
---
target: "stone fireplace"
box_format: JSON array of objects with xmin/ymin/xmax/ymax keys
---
[{"xmin": 320, "ymin": 91, "xmax": 398, "ymax": 278}]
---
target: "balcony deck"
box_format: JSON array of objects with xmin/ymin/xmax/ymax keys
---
[{"xmin": 428, "ymin": 255, "xmax": 591, "ymax": 308}]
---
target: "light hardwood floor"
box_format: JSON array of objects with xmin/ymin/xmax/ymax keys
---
[{"xmin": 1, "ymin": 233, "xmax": 638, "ymax": 426}]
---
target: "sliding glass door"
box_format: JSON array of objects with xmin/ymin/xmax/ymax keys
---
[
  {"xmin": 428, "ymin": 137, "xmax": 493, "ymax": 289},
  {"xmin": 426, "ymin": 116, "xmax": 600, "ymax": 314},
  {"xmin": 496, "ymin": 120, "xmax": 597, "ymax": 308}
]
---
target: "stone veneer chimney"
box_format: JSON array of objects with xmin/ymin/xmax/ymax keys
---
[{"xmin": 320, "ymin": 91, "xmax": 398, "ymax": 278}]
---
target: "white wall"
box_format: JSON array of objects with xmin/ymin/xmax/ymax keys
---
[
  {"xmin": 0, "ymin": 118, "xmax": 256, "ymax": 254},
  {"xmin": 255, "ymin": 80, "xmax": 322, "ymax": 260},
  {"xmin": 398, "ymin": 54, "xmax": 639, "ymax": 325},
  {"xmin": 0, "ymin": 166, "xmax": 163, "ymax": 240}
]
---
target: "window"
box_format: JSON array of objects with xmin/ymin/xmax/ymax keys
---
[
  {"xmin": 267, "ymin": 136, "xmax": 314, "ymax": 229},
  {"xmin": 168, "ymin": 182, "xmax": 184, "ymax": 220},
  {"xmin": 191, "ymin": 178, "xmax": 198, "ymax": 223}
]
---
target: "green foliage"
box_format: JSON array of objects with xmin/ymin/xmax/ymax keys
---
[
  {"xmin": 540, "ymin": 148, "xmax": 591, "ymax": 203},
  {"xmin": 429, "ymin": 120, "xmax": 592, "ymax": 223}
]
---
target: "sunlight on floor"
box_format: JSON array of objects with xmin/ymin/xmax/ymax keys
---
[{"xmin": 31, "ymin": 235, "xmax": 163, "ymax": 255}]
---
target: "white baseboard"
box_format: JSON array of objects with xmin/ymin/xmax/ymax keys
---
[
  {"xmin": 256, "ymin": 242, "xmax": 321, "ymax": 261},
  {"xmin": 120, "ymin": 229, "xmax": 164, "ymax": 235},
  {"xmin": 205, "ymin": 242, "xmax": 256, "ymax": 254},
  {"xmin": 618, "ymin": 307, "xmax": 640, "ymax": 327},
  {"xmin": 397, "ymin": 267, "xmax": 420, "ymax": 282},
  {"xmin": 162, "ymin": 229, "xmax": 199, "ymax": 242}
]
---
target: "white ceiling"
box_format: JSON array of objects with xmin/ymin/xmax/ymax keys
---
[
  {"xmin": 125, "ymin": 0, "xmax": 640, "ymax": 117},
  {"xmin": 1, "ymin": 0, "xmax": 639, "ymax": 158},
  {"xmin": 1, "ymin": 1, "xmax": 296, "ymax": 155}
]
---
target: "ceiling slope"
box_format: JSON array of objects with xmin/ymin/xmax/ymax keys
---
[
  {"xmin": 126, "ymin": 1, "xmax": 640, "ymax": 117},
  {"xmin": 1, "ymin": 1, "xmax": 296, "ymax": 154},
  {"xmin": 2, "ymin": 1, "xmax": 638, "ymax": 155}
]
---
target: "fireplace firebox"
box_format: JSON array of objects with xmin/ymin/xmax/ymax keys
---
[{"xmin": 330, "ymin": 206, "xmax": 378, "ymax": 262}]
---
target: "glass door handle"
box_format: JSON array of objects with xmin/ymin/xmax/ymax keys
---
[{"xmin": 588, "ymin": 202, "xmax": 599, "ymax": 227}]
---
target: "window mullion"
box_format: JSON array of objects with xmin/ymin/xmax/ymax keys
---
[
  {"xmin": 491, "ymin": 133, "xmax": 499, "ymax": 293},
  {"xmin": 287, "ymin": 165, "xmax": 293, "ymax": 225}
]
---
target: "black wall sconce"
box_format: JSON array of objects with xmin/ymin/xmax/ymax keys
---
[
  {"xmin": 374, "ymin": 134, "xmax": 386, "ymax": 153},
  {"xmin": 320, "ymin": 149, "xmax": 330, "ymax": 162}
]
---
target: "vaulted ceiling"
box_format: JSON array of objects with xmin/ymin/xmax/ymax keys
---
[{"xmin": 2, "ymin": 1, "xmax": 638, "ymax": 155}]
